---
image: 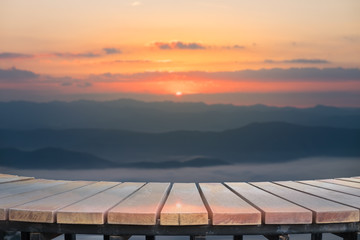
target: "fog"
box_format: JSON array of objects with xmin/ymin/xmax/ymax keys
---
[{"xmin": 2, "ymin": 157, "xmax": 359, "ymax": 182}]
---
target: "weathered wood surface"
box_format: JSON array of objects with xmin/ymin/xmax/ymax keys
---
[
  {"xmin": 57, "ymin": 182, "xmax": 144, "ymax": 224},
  {"xmin": 252, "ymin": 181, "xmax": 359, "ymax": 223},
  {"xmin": 337, "ymin": 178, "xmax": 360, "ymax": 184},
  {"xmin": 0, "ymin": 179, "xmax": 64, "ymax": 199},
  {"xmin": 0, "ymin": 175, "xmax": 33, "ymax": 184},
  {"xmin": 322, "ymin": 179, "xmax": 360, "ymax": 189},
  {"xmin": 200, "ymin": 183, "xmax": 261, "ymax": 225},
  {"xmin": 226, "ymin": 182, "xmax": 312, "ymax": 224},
  {"xmin": 160, "ymin": 183, "xmax": 208, "ymax": 225},
  {"xmin": 0, "ymin": 174, "xmax": 359, "ymax": 227},
  {"xmin": 108, "ymin": 182, "xmax": 170, "ymax": 225},
  {"xmin": 9, "ymin": 182, "xmax": 116, "ymax": 223},
  {"xmin": 300, "ymin": 180, "xmax": 360, "ymax": 197},
  {"xmin": 276, "ymin": 181, "xmax": 360, "ymax": 209},
  {"xmin": 0, "ymin": 181, "xmax": 92, "ymax": 220}
]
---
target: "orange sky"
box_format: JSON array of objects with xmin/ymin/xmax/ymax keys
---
[{"xmin": 0, "ymin": 0, "xmax": 360, "ymax": 106}]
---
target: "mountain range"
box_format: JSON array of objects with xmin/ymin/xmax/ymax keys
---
[
  {"xmin": 1, "ymin": 122, "xmax": 359, "ymax": 168},
  {"xmin": 1, "ymin": 99, "xmax": 360, "ymax": 131}
]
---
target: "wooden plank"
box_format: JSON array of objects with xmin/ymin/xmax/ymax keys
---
[
  {"xmin": 300, "ymin": 180, "xmax": 360, "ymax": 197},
  {"xmin": 322, "ymin": 179, "xmax": 360, "ymax": 189},
  {"xmin": 108, "ymin": 182, "xmax": 170, "ymax": 225},
  {"xmin": 0, "ymin": 176, "xmax": 33, "ymax": 184},
  {"xmin": 337, "ymin": 178, "xmax": 360, "ymax": 184},
  {"xmin": 199, "ymin": 183, "xmax": 261, "ymax": 225},
  {"xmin": 160, "ymin": 183, "xmax": 208, "ymax": 226},
  {"xmin": 9, "ymin": 181, "xmax": 118, "ymax": 223},
  {"xmin": 57, "ymin": 182, "xmax": 144, "ymax": 224},
  {"xmin": 0, "ymin": 179, "xmax": 64, "ymax": 199},
  {"xmin": 275, "ymin": 181, "xmax": 360, "ymax": 209},
  {"xmin": 0, "ymin": 181, "xmax": 92, "ymax": 220},
  {"xmin": 251, "ymin": 181, "xmax": 359, "ymax": 223},
  {"xmin": 0, "ymin": 174, "xmax": 19, "ymax": 178},
  {"xmin": 226, "ymin": 182, "xmax": 312, "ymax": 224}
]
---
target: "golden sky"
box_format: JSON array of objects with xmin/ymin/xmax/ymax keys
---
[{"xmin": 1, "ymin": 0, "xmax": 360, "ymax": 106}]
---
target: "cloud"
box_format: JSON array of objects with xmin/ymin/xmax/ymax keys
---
[
  {"xmin": 265, "ymin": 59, "xmax": 330, "ymax": 64},
  {"xmin": 0, "ymin": 52, "xmax": 34, "ymax": 59},
  {"xmin": 103, "ymin": 48, "xmax": 122, "ymax": 54},
  {"xmin": 153, "ymin": 41, "xmax": 206, "ymax": 50},
  {"xmin": 61, "ymin": 82, "xmax": 73, "ymax": 86},
  {"xmin": 2, "ymin": 67, "xmax": 360, "ymax": 91},
  {"xmin": 205, "ymin": 68, "xmax": 360, "ymax": 81},
  {"xmin": 76, "ymin": 82, "xmax": 92, "ymax": 88},
  {"xmin": 96, "ymin": 68, "xmax": 360, "ymax": 82},
  {"xmin": 223, "ymin": 45, "xmax": 245, "ymax": 49},
  {"xmin": 0, "ymin": 67, "xmax": 39, "ymax": 81},
  {"xmin": 44, "ymin": 76, "xmax": 92, "ymax": 88},
  {"xmin": 112, "ymin": 59, "xmax": 151, "ymax": 63},
  {"xmin": 53, "ymin": 52, "xmax": 101, "ymax": 58}
]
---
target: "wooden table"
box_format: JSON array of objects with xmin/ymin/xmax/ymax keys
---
[{"xmin": 0, "ymin": 174, "xmax": 359, "ymax": 240}]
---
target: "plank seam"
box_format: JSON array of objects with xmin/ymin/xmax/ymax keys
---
[
  {"xmin": 155, "ymin": 183, "xmax": 172, "ymax": 225},
  {"xmin": 223, "ymin": 182, "xmax": 266, "ymax": 224},
  {"xmin": 248, "ymin": 182, "xmax": 316, "ymax": 223},
  {"xmin": 51, "ymin": 182, "xmax": 121, "ymax": 222},
  {"xmin": 157, "ymin": 183, "xmax": 173, "ymax": 225},
  {"xmin": 103, "ymin": 182, "xmax": 147, "ymax": 224},
  {"xmin": 196, "ymin": 183, "xmax": 212, "ymax": 225},
  {"xmin": 3, "ymin": 182, "xmax": 95, "ymax": 220},
  {"xmin": 273, "ymin": 181, "xmax": 360, "ymax": 210},
  {"xmin": 297, "ymin": 181, "xmax": 360, "ymax": 197},
  {"xmin": 321, "ymin": 180, "xmax": 360, "ymax": 189},
  {"xmin": 337, "ymin": 178, "xmax": 360, "ymax": 184}
]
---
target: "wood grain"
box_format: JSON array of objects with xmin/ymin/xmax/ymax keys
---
[
  {"xmin": 276, "ymin": 181, "xmax": 360, "ymax": 209},
  {"xmin": 252, "ymin": 181, "xmax": 359, "ymax": 223},
  {"xmin": 226, "ymin": 182, "xmax": 312, "ymax": 224},
  {"xmin": 57, "ymin": 182, "xmax": 144, "ymax": 224},
  {"xmin": 9, "ymin": 181, "xmax": 117, "ymax": 223},
  {"xmin": 321, "ymin": 179, "xmax": 360, "ymax": 189},
  {"xmin": 108, "ymin": 182, "xmax": 170, "ymax": 225},
  {"xmin": 160, "ymin": 183, "xmax": 208, "ymax": 226},
  {"xmin": 200, "ymin": 183, "xmax": 261, "ymax": 225},
  {"xmin": 300, "ymin": 180, "xmax": 360, "ymax": 197},
  {"xmin": 337, "ymin": 178, "xmax": 360, "ymax": 184},
  {"xmin": 0, "ymin": 181, "xmax": 91, "ymax": 220},
  {"xmin": 0, "ymin": 176, "xmax": 33, "ymax": 184},
  {"xmin": 0, "ymin": 179, "xmax": 64, "ymax": 199}
]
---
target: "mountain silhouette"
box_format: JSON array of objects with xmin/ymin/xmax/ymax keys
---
[
  {"xmin": 0, "ymin": 99, "xmax": 359, "ymax": 131},
  {"xmin": 1, "ymin": 122, "xmax": 359, "ymax": 164}
]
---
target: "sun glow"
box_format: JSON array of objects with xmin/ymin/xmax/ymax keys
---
[{"xmin": 175, "ymin": 91, "xmax": 183, "ymax": 96}]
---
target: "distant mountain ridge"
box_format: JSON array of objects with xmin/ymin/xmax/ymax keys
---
[
  {"xmin": 0, "ymin": 148, "xmax": 230, "ymax": 169},
  {"xmin": 1, "ymin": 122, "xmax": 359, "ymax": 165},
  {"xmin": 0, "ymin": 147, "xmax": 117, "ymax": 169},
  {"xmin": 1, "ymin": 99, "xmax": 360, "ymax": 131}
]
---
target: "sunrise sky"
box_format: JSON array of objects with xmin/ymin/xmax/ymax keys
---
[{"xmin": 1, "ymin": 0, "xmax": 360, "ymax": 106}]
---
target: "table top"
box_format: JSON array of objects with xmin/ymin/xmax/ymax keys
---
[{"xmin": 1, "ymin": 174, "xmax": 360, "ymax": 226}]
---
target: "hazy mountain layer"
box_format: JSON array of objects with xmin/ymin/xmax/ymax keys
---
[
  {"xmin": 1, "ymin": 122, "xmax": 359, "ymax": 164},
  {"xmin": 1, "ymin": 99, "xmax": 360, "ymax": 131}
]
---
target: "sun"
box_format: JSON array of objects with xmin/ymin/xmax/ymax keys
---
[{"xmin": 175, "ymin": 91, "xmax": 183, "ymax": 96}]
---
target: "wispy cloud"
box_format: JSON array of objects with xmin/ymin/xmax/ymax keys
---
[
  {"xmin": 152, "ymin": 41, "xmax": 206, "ymax": 50},
  {"xmin": 3, "ymin": 67, "xmax": 359, "ymax": 84},
  {"xmin": 0, "ymin": 48, "xmax": 122, "ymax": 60},
  {"xmin": 265, "ymin": 59, "xmax": 330, "ymax": 64},
  {"xmin": 0, "ymin": 52, "xmax": 33, "ymax": 59},
  {"xmin": 223, "ymin": 44, "xmax": 245, "ymax": 49},
  {"xmin": 0, "ymin": 67, "xmax": 39, "ymax": 81},
  {"xmin": 53, "ymin": 52, "xmax": 101, "ymax": 58},
  {"xmin": 103, "ymin": 48, "xmax": 122, "ymax": 54}
]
